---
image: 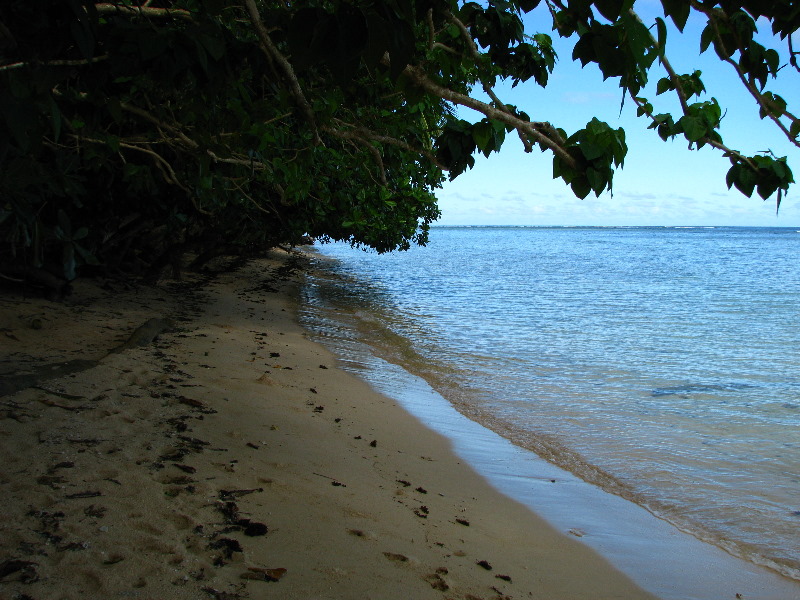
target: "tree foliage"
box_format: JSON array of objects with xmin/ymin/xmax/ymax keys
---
[{"xmin": 0, "ymin": 0, "xmax": 797, "ymax": 288}]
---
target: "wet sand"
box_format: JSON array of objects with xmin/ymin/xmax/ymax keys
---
[{"xmin": 0, "ymin": 252, "xmax": 658, "ymax": 599}]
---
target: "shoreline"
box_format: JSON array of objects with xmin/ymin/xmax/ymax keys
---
[
  {"xmin": 1, "ymin": 252, "xmax": 657, "ymax": 599},
  {"xmin": 300, "ymin": 250, "xmax": 800, "ymax": 599},
  {"xmin": 323, "ymin": 347, "xmax": 800, "ymax": 600}
]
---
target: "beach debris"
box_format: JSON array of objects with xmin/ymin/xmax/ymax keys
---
[
  {"xmin": 240, "ymin": 567, "xmax": 287, "ymax": 582},
  {"xmin": 313, "ymin": 405, "xmax": 324, "ymax": 412},
  {"xmin": 218, "ymin": 500, "xmax": 241, "ymax": 523},
  {"xmin": 415, "ymin": 486, "xmax": 428, "ymax": 494},
  {"xmin": 424, "ymin": 571, "xmax": 450, "ymax": 591},
  {"xmin": 414, "ymin": 506, "xmax": 429, "ymax": 518},
  {"xmin": 491, "ymin": 585, "xmax": 512, "ymax": 599},
  {"xmin": 495, "ymin": 574, "xmax": 512, "ymax": 582},
  {"xmin": 178, "ymin": 396, "xmax": 216, "ymax": 414},
  {"xmin": 202, "ymin": 586, "xmax": 245, "ymax": 599},
  {"xmin": 60, "ymin": 540, "xmax": 90, "ymax": 551},
  {"xmin": 65, "ymin": 490, "xmax": 102, "ymax": 499},
  {"xmin": 109, "ymin": 317, "xmax": 173, "ymax": 353},
  {"xmin": 34, "ymin": 386, "xmax": 86, "ymax": 401},
  {"xmin": 174, "ymin": 463, "xmax": 197, "ymax": 474},
  {"xmin": 370, "ymin": 439, "xmax": 377, "ymax": 447},
  {"xmin": 209, "ymin": 537, "xmax": 243, "ymax": 559},
  {"xmin": 319, "ymin": 364, "xmax": 328, "ymax": 369},
  {"xmin": 477, "ymin": 560, "xmax": 493, "ymax": 570},
  {"xmin": 310, "ymin": 387, "xmax": 318, "ymax": 394},
  {"xmin": 39, "ymin": 398, "xmax": 91, "ymax": 411},
  {"xmin": 396, "ymin": 479, "xmax": 411, "ymax": 487},
  {"xmin": 0, "ymin": 559, "xmax": 39, "ymax": 583},
  {"xmin": 219, "ymin": 488, "xmax": 263, "ymax": 500},
  {"xmin": 383, "ymin": 552, "xmax": 409, "ymax": 562},
  {"xmin": 83, "ymin": 504, "xmax": 107, "ymax": 518},
  {"xmin": 37, "ymin": 474, "xmax": 66, "ymax": 488},
  {"xmin": 313, "ymin": 472, "xmax": 345, "ymax": 487},
  {"xmin": 455, "ymin": 518, "xmax": 470, "ymax": 526},
  {"xmin": 67, "ymin": 437, "xmax": 105, "ymax": 447},
  {"xmin": 348, "ymin": 529, "xmax": 366, "ymax": 537},
  {"xmin": 246, "ymin": 442, "xmax": 260, "ymax": 449},
  {"xmin": 243, "ymin": 522, "xmax": 269, "ymax": 536},
  {"xmin": 568, "ymin": 528, "xmax": 585, "ymax": 538},
  {"xmin": 102, "ymin": 553, "xmax": 125, "ymax": 565}
]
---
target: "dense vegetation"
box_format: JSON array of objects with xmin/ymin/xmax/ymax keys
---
[{"xmin": 0, "ymin": 1, "xmax": 797, "ymax": 291}]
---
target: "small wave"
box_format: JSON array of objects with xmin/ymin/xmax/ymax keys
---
[{"xmin": 651, "ymin": 383, "xmax": 755, "ymax": 397}]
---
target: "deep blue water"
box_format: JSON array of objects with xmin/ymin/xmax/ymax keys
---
[{"xmin": 300, "ymin": 226, "xmax": 800, "ymax": 580}]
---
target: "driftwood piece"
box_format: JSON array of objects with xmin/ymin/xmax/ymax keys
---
[
  {"xmin": 0, "ymin": 318, "xmax": 173, "ymax": 397},
  {"xmin": 109, "ymin": 318, "xmax": 173, "ymax": 354}
]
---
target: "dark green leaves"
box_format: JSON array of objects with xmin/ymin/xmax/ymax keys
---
[
  {"xmin": 553, "ymin": 118, "xmax": 627, "ymax": 198},
  {"xmin": 660, "ymin": 0, "xmax": 690, "ymax": 31},
  {"xmin": 288, "ymin": 6, "xmax": 369, "ymax": 83},
  {"xmin": 726, "ymin": 156, "xmax": 794, "ymax": 209},
  {"xmin": 593, "ymin": 0, "xmax": 633, "ymax": 23},
  {"xmin": 435, "ymin": 119, "xmax": 477, "ymax": 179}
]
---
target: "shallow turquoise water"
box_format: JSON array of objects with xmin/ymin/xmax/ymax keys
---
[{"xmin": 300, "ymin": 226, "xmax": 800, "ymax": 580}]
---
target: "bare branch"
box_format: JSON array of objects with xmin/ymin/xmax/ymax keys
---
[
  {"xmin": 243, "ymin": 0, "xmax": 322, "ymax": 146},
  {"xmin": 120, "ymin": 102, "xmax": 198, "ymax": 149},
  {"xmin": 0, "ymin": 55, "xmax": 109, "ymax": 72},
  {"xmin": 75, "ymin": 135, "xmax": 210, "ymax": 214},
  {"xmin": 331, "ymin": 119, "xmax": 449, "ymax": 171},
  {"xmin": 443, "ymin": 11, "xmax": 534, "ymax": 152},
  {"xmin": 94, "ymin": 3, "xmax": 193, "ymax": 21},
  {"xmin": 398, "ymin": 61, "xmax": 580, "ymax": 171},
  {"xmin": 323, "ymin": 126, "xmax": 388, "ymax": 185}
]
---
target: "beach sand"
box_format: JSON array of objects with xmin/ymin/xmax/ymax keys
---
[{"xmin": 0, "ymin": 251, "xmax": 657, "ymax": 600}]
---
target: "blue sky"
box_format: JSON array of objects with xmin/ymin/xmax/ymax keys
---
[{"xmin": 435, "ymin": 3, "xmax": 800, "ymax": 227}]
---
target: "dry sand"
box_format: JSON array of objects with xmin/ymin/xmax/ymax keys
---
[{"xmin": 0, "ymin": 251, "xmax": 658, "ymax": 600}]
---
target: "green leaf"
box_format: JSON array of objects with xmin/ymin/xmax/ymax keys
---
[
  {"xmin": 661, "ymin": 0, "xmax": 690, "ymax": 31},
  {"xmin": 655, "ymin": 17, "xmax": 667, "ymax": 58},
  {"xmin": 571, "ymin": 177, "xmax": 592, "ymax": 199},
  {"xmin": 517, "ymin": 0, "xmax": 541, "ymax": 12},
  {"xmin": 593, "ymin": 0, "xmax": 626, "ymax": 22},
  {"xmin": 656, "ymin": 77, "xmax": 673, "ymax": 95},
  {"xmin": 586, "ymin": 167, "xmax": 606, "ymax": 195},
  {"xmin": 472, "ymin": 121, "xmax": 493, "ymax": 154},
  {"xmin": 678, "ymin": 115, "xmax": 706, "ymax": 142},
  {"xmin": 700, "ymin": 23, "xmax": 715, "ymax": 53},
  {"xmin": 728, "ymin": 164, "xmax": 758, "ymax": 197}
]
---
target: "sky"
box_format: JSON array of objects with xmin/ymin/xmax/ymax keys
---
[{"xmin": 434, "ymin": 2, "xmax": 800, "ymax": 227}]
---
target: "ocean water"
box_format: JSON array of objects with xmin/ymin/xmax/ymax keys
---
[{"xmin": 298, "ymin": 226, "xmax": 800, "ymax": 584}]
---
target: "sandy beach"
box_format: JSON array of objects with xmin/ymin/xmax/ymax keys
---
[{"xmin": 0, "ymin": 251, "xmax": 657, "ymax": 600}]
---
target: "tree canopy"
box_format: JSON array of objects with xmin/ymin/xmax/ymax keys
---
[{"xmin": 0, "ymin": 0, "xmax": 797, "ymax": 289}]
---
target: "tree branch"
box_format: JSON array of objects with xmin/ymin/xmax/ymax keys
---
[
  {"xmin": 0, "ymin": 55, "xmax": 109, "ymax": 72},
  {"xmin": 687, "ymin": 1, "xmax": 799, "ymax": 148},
  {"xmin": 94, "ymin": 3, "xmax": 193, "ymax": 21},
  {"xmin": 75, "ymin": 135, "xmax": 210, "ymax": 214},
  {"xmin": 398, "ymin": 62, "xmax": 579, "ymax": 171},
  {"xmin": 331, "ymin": 119, "xmax": 449, "ymax": 171},
  {"xmin": 243, "ymin": 0, "xmax": 322, "ymax": 146},
  {"xmin": 323, "ymin": 126, "xmax": 387, "ymax": 185},
  {"xmin": 443, "ymin": 10, "xmax": 534, "ymax": 152}
]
